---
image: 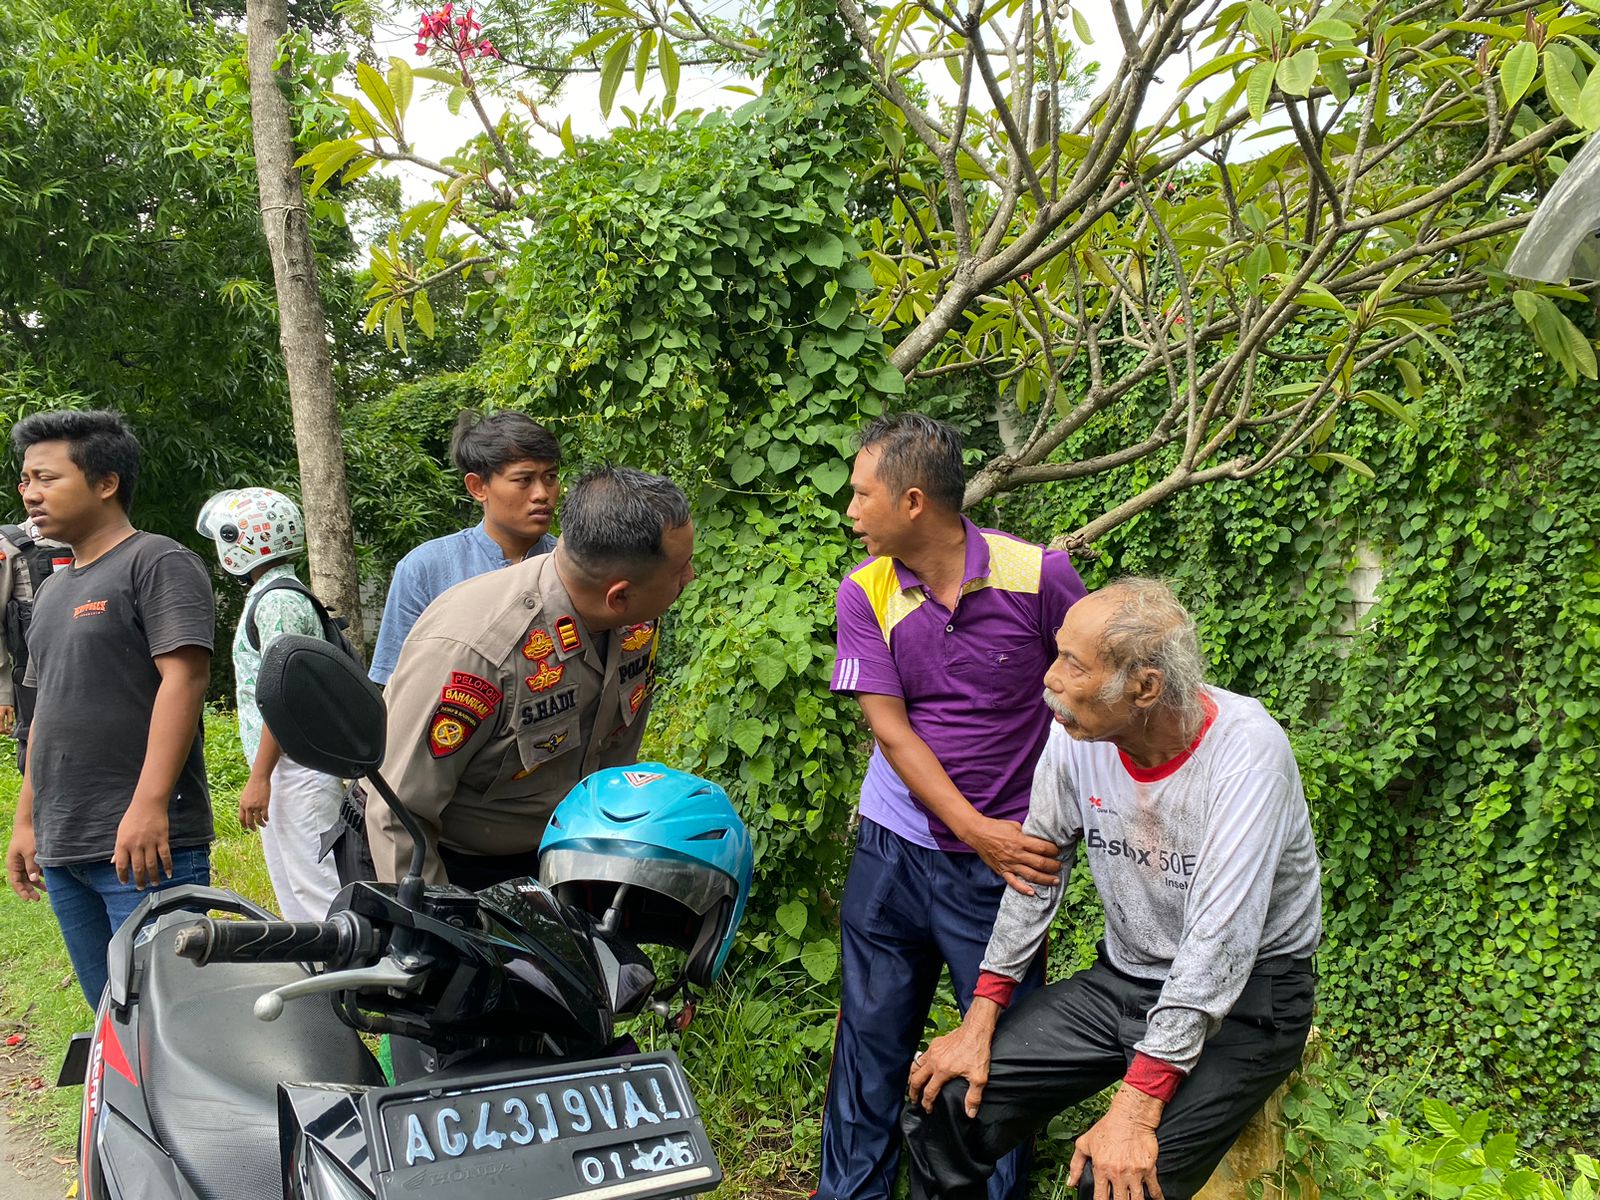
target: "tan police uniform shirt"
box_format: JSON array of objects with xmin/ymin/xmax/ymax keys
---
[{"xmin": 368, "ymin": 552, "xmax": 660, "ymax": 884}]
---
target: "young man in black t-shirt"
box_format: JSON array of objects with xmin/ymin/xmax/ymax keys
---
[{"xmin": 3, "ymin": 410, "xmax": 215, "ymax": 1007}]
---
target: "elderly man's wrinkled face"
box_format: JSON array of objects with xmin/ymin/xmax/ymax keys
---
[{"xmin": 1042, "ymin": 594, "xmax": 1136, "ymax": 743}]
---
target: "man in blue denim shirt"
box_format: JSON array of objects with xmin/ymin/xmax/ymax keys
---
[{"xmin": 369, "ymin": 412, "xmax": 561, "ymax": 684}]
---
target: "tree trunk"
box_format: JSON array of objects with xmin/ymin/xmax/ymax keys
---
[{"xmin": 245, "ymin": 0, "xmax": 364, "ymax": 644}]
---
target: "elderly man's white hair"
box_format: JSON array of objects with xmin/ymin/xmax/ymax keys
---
[{"xmin": 1094, "ymin": 576, "xmax": 1209, "ymax": 738}]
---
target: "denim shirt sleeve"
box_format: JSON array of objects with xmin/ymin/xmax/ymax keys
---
[{"xmin": 369, "ymin": 552, "xmax": 431, "ymax": 685}]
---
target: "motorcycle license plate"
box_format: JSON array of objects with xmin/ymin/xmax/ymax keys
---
[{"xmin": 366, "ymin": 1051, "xmax": 720, "ymax": 1200}]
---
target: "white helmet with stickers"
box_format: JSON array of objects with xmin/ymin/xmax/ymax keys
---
[{"xmin": 195, "ymin": 488, "xmax": 306, "ymax": 577}]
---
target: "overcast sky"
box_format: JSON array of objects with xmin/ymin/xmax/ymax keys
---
[{"xmin": 365, "ymin": 0, "xmax": 1244, "ymax": 202}]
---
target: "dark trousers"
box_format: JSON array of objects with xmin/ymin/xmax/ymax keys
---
[
  {"xmin": 817, "ymin": 819, "xmax": 1046, "ymax": 1200},
  {"xmin": 902, "ymin": 950, "xmax": 1315, "ymax": 1200},
  {"xmin": 438, "ymin": 844, "xmax": 541, "ymax": 892}
]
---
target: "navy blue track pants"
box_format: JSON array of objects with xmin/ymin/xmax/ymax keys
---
[{"xmin": 817, "ymin": 819, "xmax": 1047, "ymax": 1200}]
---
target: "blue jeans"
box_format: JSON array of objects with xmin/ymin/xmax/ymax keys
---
[{"xmin": 43, "ymin": 845, "xmax": 212, "ymax": 1007}]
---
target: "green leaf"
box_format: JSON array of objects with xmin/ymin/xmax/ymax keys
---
[
  {"xmin": 1556, "ymin": 307, "xmax": 1599, "ymax": 379},
  {"xmin": 559, "ymin": 116, "xmax": 577, "ymax": 157},
  {"xmin": 1394, "ymin": 357, "xmax": 1424, "ymax": 400},
  {"xmin": 768, "ymin": 443, "xmax": 801, "ymax": 474},
  {"xmin": 1302, "ymin": 18, "xmax": 1355, "ymax": 40},
  {"xmin": 1499, "ymin": 40, "xmax": 1536, "ymax": 106},
  {"xmin": 1311, "ymin": 451, "xmax": 1375, "ymax": 479},
  {"xmin": 1545, "ymin": 47, "xmax": 1583, "ymax": 122},
  {"xmin": 775, "ymin": 900, "xmax": 808, "ymax": 939},
  {"xmin": 1245, "ymin": 0, "xmax": 1283, "ymax": 45},
  {"xmin": 801, "ymin": 939, "xmax": 838, "ymax": 984},
  {"xmin": 570, "ymin": 27, "xmax": 622, "ymax": 58},
  {"xmin": 659, "ymin": 37, "xmax": 680, "ymax": 97},
  {"xmin": 1246, "ymin": 59, "xmax": 1277, "ymax": 121},
  {"xmin": 1182, "ymin": 51, "xmax": 1256, "ymax": 88},
  {"xmin": 412, "ymin": 289, "xmax": 436, "ymax": 339},
  {"xmin": 387, "ymin": 56, "xmax": 414, "ymax": 119},
  {"xmin": 1353, "ymin": 389, "xmax": 1419, "ymax": 431},
  {"xmin": 1072, "ymin": 6, "xmax": 1093, "ymax": 42},
  {"xmin": 305, "ymin": 140, "xmax": 362, "ymax": 196},
  {"xmin": 1277, "ymin": 47, "xmax": 1319, "ymax": 96},
  {"xmin": 599, "ymin": 37, "xmax": 631, "ymax": 116},
  {"xmin": 811, "ymin": 460, "xmax": 849, "ymax": 496},
  {"xmin": 633, "ymin": 29, "xmax": 655, "ymax": 95},
  {"xmin": 730, "ymin": 452, "xmax": 763, "ymax": 485},
  {"xmin": 1482, "ymin": 1131, "xmax": 1517, "ymax": 1170},
  {"xmin": 804, "ymin": 234, "xmax": 846, "ymax": 268},
  {"xmin": 1319, "ymin": 52, "xmax": 1352, "ymax": 101},
  {"xmin": 729, "ymin": 717, "xmax": 766, "ymax": 756},
  {"xmin": 1244, "ymin": 242, "xmax": 1273, "ymax": 290},
  {"xmin": 867, "ymin": 359, "xmax": 907, "ymax": 394},
  {"xmin": 1578, "ymin": 57, "xmax": 1600, "ymax": 129},
  {"xmin": 1423, "ymin": 1098, "xmax": 1464, "ymax": 1138},
  {"xmin": 355, "ymin": 62, "xmax": 399, "ymax": 137},
  {"xmin": 752, "ymin": 653, "xmax": 788, "ymax": 690}
]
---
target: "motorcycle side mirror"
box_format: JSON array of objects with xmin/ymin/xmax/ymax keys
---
[
  {"xmin": 258, "ymin": 635, "xmax": 429, "ymax": 897},
  {"xmin": 257, "ymin": 635, "xmax": 385, "ymax": 778}
]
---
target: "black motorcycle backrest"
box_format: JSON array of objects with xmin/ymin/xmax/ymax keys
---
[{"xmin": 257, "ymin": 634, "xmax": 387, "ymax": 778}]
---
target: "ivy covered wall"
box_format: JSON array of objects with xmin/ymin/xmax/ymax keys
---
[{"xmin": 991, "ymin": 315, "xmax": 1600, "ymax": 1148}]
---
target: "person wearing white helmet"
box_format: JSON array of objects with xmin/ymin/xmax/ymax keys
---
[{"xmin": 196, "ymin": 487, "xmax": 342, "ymax": 921}]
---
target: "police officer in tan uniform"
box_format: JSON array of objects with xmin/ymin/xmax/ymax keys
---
[{"xmin": 369, "ymin": 467, "xmax": 695, "ymax": 889}]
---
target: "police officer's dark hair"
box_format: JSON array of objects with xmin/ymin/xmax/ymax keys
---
[
  {"xmin": 561, "ymin": 467, "xmax": 690, "ymax": 577},
  {"xmin": 11, "ymin": 408, "xmax": 140, "ymax": 512},
  {"xmin": 451, "ymin": 410, "xmax": 561, "ymax": 479},
  {"xmin": 856, "ymin": 412, "xmax": 965, "ymax": 513}
]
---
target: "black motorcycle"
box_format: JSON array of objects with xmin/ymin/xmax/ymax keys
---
[{"xmin": 59, "ymin": 634, "xmax": 723, "ymax": 1200}]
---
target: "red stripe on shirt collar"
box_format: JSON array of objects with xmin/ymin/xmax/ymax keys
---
[{"xmin": 1117, "ymin": 691, "xmax": 1219, "ymax": 783}]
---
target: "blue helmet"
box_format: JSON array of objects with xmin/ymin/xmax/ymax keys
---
[{"xmin": 539, "ymin": 765, "xmax": 753, "ymax": 988}]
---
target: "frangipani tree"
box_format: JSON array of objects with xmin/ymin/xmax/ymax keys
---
[{"xmin": 309, "ymin": 0, "xmax": 1598, "ymax": 544}]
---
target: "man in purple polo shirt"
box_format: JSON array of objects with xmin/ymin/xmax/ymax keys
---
[{"xmin": 817, "ymin": 413, "xmax": 1086, "ymax": 1200}]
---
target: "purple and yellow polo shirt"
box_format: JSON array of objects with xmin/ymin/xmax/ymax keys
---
[{"xmin": 831, "ymin": 518, "xmax": 1086, "ymax": 851}]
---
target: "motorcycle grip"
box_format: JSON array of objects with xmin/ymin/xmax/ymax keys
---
[{"xmin": 173, "ymin": 915, "xmax": 371, "ymax": 966}]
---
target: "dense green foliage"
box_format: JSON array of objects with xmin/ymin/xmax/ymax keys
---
[
  {"xmin": 985, "ymin": 314, "xmax": 1600, "ymax": 1149},
  {"xmin": 454, "ymin": 7, "xmax": 904, "ymax": 964},
  {"xmin": 0, "ymin": 0, "xmax": 303, "ymax": 534}
]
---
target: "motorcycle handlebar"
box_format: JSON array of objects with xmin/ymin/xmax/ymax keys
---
[{"xmin": 173, "ymin": 912, "xmax": 379, "ymax": 968}]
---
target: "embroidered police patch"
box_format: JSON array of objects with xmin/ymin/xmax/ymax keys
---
[
  {"xmin": 530, "ymin": 729, "xmax": 568, "ymax": 756},
  {"xmin": 429, "ymin": 714, "xmax": 469, "ymax": 758},
  {"xmin": 526, "ymin": 660, "xmax": 564, "ymax": 692},
  {"xmin": 629, "ymin": 683, "xmax": 649, "ymax": 714},
  {"xmin": 621, "ymin": 622, "xmax": 654, "ymax": 653},
  {"xmin": 522, "ymin": 628, "xmax": 555, "ymax": 661},
  {"xmin": 427, "ymin": 671, "xmax": 502, "ymax": 758},
  {"xmin": 555, "ymin": 616, "xmax": 581, "ymax": 652},
  {"xmin": 439, "ymin": 671, "xmax": 503, "ymax": 721}
]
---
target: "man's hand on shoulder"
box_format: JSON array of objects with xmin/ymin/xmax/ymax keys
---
[
  {"xmin": 1069, "ymin": 1084, "xmax": 1166, "ymax": 1200},
  {"xmin": 112, "ymin": 799, "xmax": 171, "ymax": 889},
  {"xmin": 908, "ymin": 997, "xmax": 1002, "ymax": 1118},
  {"xmin": 961, "ymin": 815, "xmax": 1062, "ymax": 896}
]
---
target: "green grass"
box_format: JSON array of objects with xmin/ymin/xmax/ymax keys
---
[{"xmin": 0, "ymin": 709, "xmax": 272, "ymax": 1151}]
